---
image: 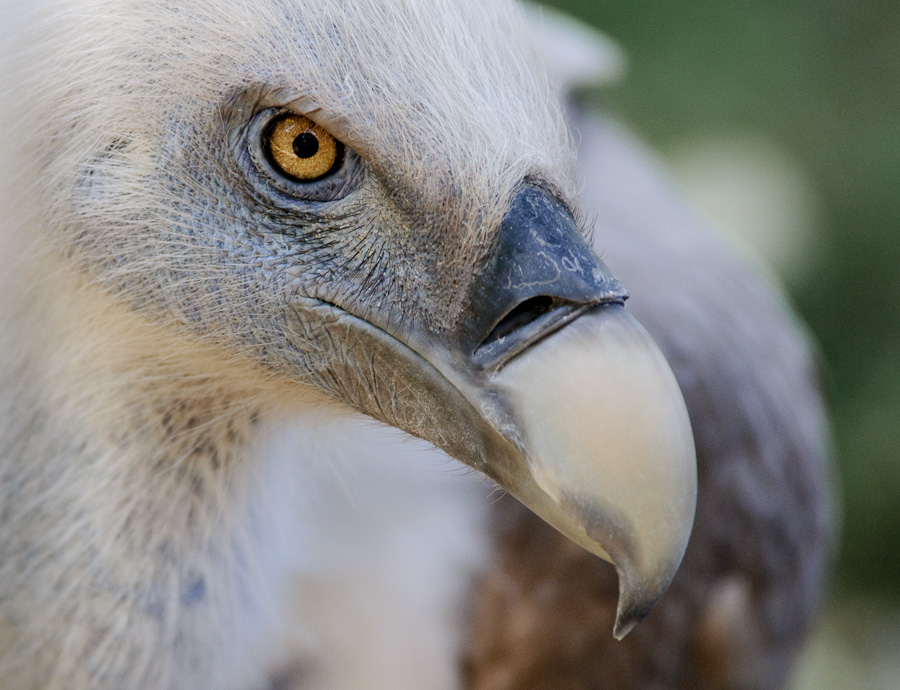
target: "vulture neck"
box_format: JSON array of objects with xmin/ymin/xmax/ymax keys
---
[
  {"xmin": 0, "ymin": 253, "xmax": 492, "ymax": 688},
  {"xmin": 0, "ymin": 254, "xmax": 294, "ymax": 612},
  {"xmin": 1, "ymin": 260, "xmax": 277, "ymax": 493},
  {"xmin": 0, "ymin": 256, "xmax": 318, "ymax": 685}
]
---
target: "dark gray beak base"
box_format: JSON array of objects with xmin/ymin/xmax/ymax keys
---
[{"xmin": 460, "ymin": 185, "xmax": 627, "ymax": 370}]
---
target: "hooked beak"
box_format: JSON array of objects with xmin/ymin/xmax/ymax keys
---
[
  {"xmin": 289, "ymin": 185, "xmax": 697, "ymax": 638},
  {"xmin": 485, "ymin": 302, "xmax": 696, "ymax": 638},
  {"xmin": 431, "ymin": 186, "xmax": 696, "ymax": 637}
]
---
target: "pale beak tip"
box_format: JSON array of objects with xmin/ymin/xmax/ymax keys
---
[
  {"xmin": 612, "ymin": 590, "xmax": 657, "ymax": 641},
  {"xmin": 611, "ymin": 555, "xmax": 680, "ymax": 640},
  {"xmin": 613, "ymin": 611, "xmax": 645, "ymax": 642}
]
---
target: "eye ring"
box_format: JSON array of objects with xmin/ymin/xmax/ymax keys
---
[{"xmin": 263, "ymin": 113, "xmax": 344, "ymax": 182}]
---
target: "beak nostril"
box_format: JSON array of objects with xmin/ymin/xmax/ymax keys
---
[
  {"xmin": 461, "ymin": 183, "xmax": 628, "ymax": 371},
  {"xmin": 473, "ymin": 296, "xmax": 597, "ymax": 371},
  {"xmin": 483, "ymin": 295, "xmax": 560, "ymax": 346}
]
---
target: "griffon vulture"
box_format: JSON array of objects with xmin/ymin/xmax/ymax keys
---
[{"xmin": 0, "ymin": 1, "xmax": 829, "ymax": 689}]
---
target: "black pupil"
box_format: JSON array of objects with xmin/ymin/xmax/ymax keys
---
[{"xmin": 292, "ymin": 132, "xmax": 319, "ymax": 159}]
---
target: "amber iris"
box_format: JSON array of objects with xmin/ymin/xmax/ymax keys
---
[{"xmin": 265, "ymin": 114, "xmax": 339, "ymax": 181}]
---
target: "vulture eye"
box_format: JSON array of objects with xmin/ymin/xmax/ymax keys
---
[{"xmin": 264, "ymin": 114, "xmax": 342, "ymax": 182}]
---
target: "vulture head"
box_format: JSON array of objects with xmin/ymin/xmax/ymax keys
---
[{"xmin": 1, "ymin": 0, "xmax": 695, "ymax": 638}]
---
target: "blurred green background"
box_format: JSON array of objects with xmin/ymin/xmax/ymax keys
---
[{"xmin": 537, "ymin": 0, "xmax": 900, "ymax": 687}]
